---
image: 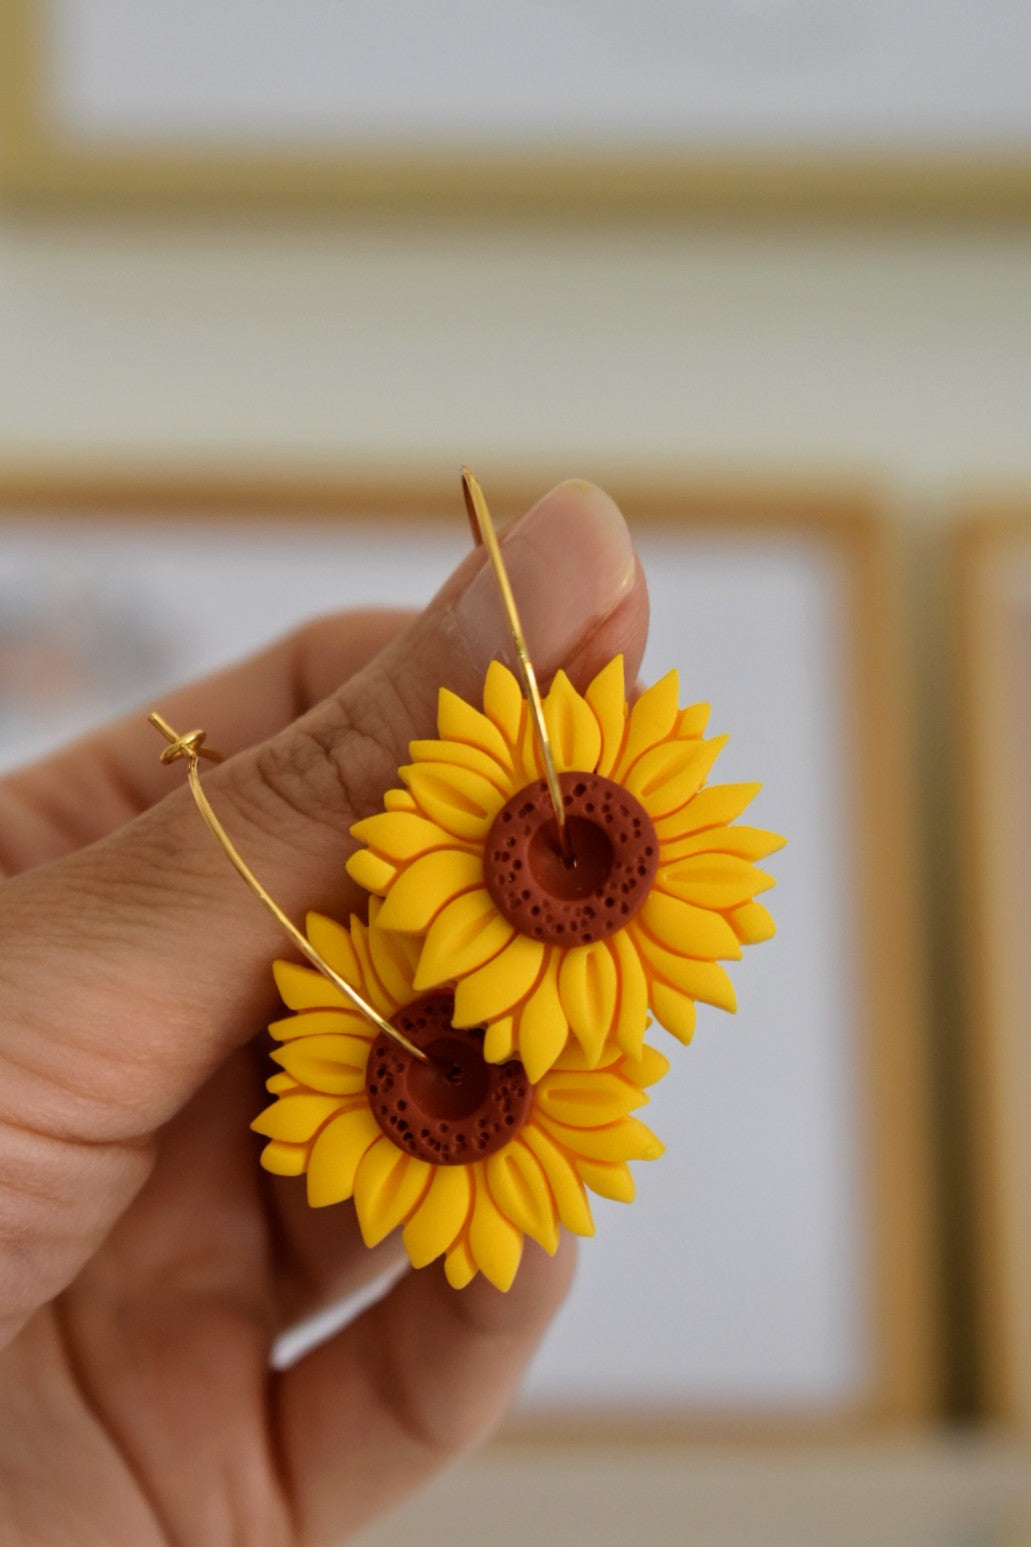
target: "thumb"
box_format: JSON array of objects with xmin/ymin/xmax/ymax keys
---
[{"xmin": 0, "ymin": 481, "xmax": 645, "ymax": 1146}]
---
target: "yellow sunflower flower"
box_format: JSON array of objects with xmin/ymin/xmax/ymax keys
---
[
  {"xmin": 252, "ymin": 899, "xmax": 667, "ymax": 1292},
  {"xmin": 347, "ymin": 656, "xmax": 784, "ymax": 1082}
]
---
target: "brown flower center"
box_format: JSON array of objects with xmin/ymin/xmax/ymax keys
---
[
  {"xmin": 367, "ymin": 994, "xmax": 533, "ymax": 1165},
  {"xmin": 483, "ymin": 770, "xmax": 659, "ymax": 947}
]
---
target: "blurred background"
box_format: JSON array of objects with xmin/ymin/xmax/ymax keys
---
[{"xmin": 2, "ymin": 2, "xmax": 1031, "ymax": 1543}]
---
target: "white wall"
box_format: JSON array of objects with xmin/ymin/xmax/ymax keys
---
[{"xmin": 1, "ymin": 214, "xmax": 1029, "ymax": 500}]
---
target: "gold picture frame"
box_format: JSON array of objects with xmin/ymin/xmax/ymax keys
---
[
  {"xmin": 2, "ymin": 0, "xmax": 1031, "ymax": 217},
  {"xmin": 0, "ymin": 466, "xmax": 938, "ymax": 1431},
  {"xmin": 955, "ymin": 506, "xmax": 1031, "ymax": 1424}
]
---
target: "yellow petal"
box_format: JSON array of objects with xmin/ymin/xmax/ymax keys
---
[
  {"xmin": 640, "ymin": 890, "xmax": 743, "ymax": 961},
  {"xmin": 259, "ymin": 1140, "xmax": 308, "ymax": 1177},
  {"xmin": 536, "ymin": 1068, "xmax": 644, "ymax": 1125},
  {"xmin": 344, "ymin": 849, "xmax": 398, "ymax": 895},
  {"xmin": 636, "ymin": 929, "xmax": 738, "ymax": 1012},
  {"xmin": 537, "ymin": 1111, "xmax": 664, "ymax": 1163},
  {"xmin": 578, "ymin": 1157, "xmax": 636, "ymax": 1203},
  {"xmin": 515, "ymin": 711, "xmax": 546, "ymax": 788},
  {"xmin": 444, "ymin": 1233, "xmax": 478, "ymax": 1289},
  {"xmin": 486, "ymin": 1142, "xmax": 560, "ymax": 1253},
  {"xmin": 482, "ymin": 659, "xmax": 524, "ymax": 746},
  {"xmin": 366, "ymin": 913, "xmax": 422, "ymax": 1005},
  {"xmin": 264, "ymin": 1072, "xmax": 299, "ymax": 1095},
  {"xmin": 483, "ymin": 1016, "xmax": 516, "ymax": 1063},
  {"xmin": 402, "ymin": 1165, "xmax": 473, "ymax": 1268},
  {"xmin": 521, "ymin": 1125, "xmax": 595, "ymax": 1236},
  {"xmin": 551, "ymin": 1038, "xmax": 607, "ymax": 1074},
  {"xmin": 650, "ymin": 980, "xmax": 698, "ymax": 1044},
  {"xmin": 515, "ymin": 961, "xmax": 571, "ymax": 1081},
  {"xmin": 608, "ymin": 928, "xmax": 650, "ymax": 1061},
  {"xmin": 543, "ymin": 670, "xmax": 602, "ymax": 774},
  {"xmin": 625, "ymin": 735, "xmax": 728, "ymax": 821},
  {"xmin": 350, "ymin": 809, "xmax": 464, "ymax": 864},
  {"xmin": 251, "ymin": 1092, "xmax": 347, "ymax": 1143},
  {"xmin": 585, "ymin": 655, "xmax": 628, "ymax": 778},
  {"xmin": 614, "ymin": 670, "xmax": 681, "ymax": 779},
  {"xmin": 657, "ymin": 855, "xmax": 774, "ymax": 910},
  {"xmin": 654, "ymin": 782, "xmax": 762, "ymax": 842},
  {"xmin": 349, "ymin": 920, "xmax": 395, "ymax": 1019},
  {"xmin": 273, "ymin": 960, "xmax": 350, "ymax": 1013},
  {"xmin": 272, "ymin": 1033, "xmax": 372, "ymax": 1095},
  {"xmin": 618, "ymin": 1043, "xmax": 671, "ymax": 1089},
  {"xmin": 452, "ymin": 935, "xmax": 546, "ymax": 1026},
  {"xmin": 558, "ymin": 943, "xmax": 619, "ymax": 1066},
  {"xmin": 376, "ymin": 848, "xmax": 484, "ymax": 933},
  {"xmin": 269, "ymin": 1008, "xmax": 371, "ymax": 1042},
  {"xmin": 303, "ymin": 913, "xmax": 363, "ymax": 986},
  {"xmin": 353, "ymin": 1140, "xmax": 433, "ymax": 1248},
  {"xmin": 468, "ymin": 1166, "xmax": 524, "ymax": 1291},
  {"xmin": 408, "ymin": 737, "xmax": 510, "ymax": 794},
  {"xmin": 402, "ymin": 762, "xmax": 505, "ymax": 842},
  {"xmin": 305, "ymin": 1105, "xmax": 382, "ymax": 1207},
  {"xmin": 437, "ymin": 686, "xmax": 515, "ymax": 771},
  {"xmin": 414, "ymin": 889, "xmax": 516, "ymax": 990},
  {"xmin": 659, "ymin": 822, "xmax": 786, "ymax": 864},
  {"xmin": 726, "ymin": 900, "xmax": 777, "ymax": 944},
  {"xmin": 677, "ymin": 703, "xmax": 711, "ymax": 738}
]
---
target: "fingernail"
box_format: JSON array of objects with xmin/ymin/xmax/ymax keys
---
[{"xmin": 454, "ymin": 481, "xmax": 636, "ymax": 674}]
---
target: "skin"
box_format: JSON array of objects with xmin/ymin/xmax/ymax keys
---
[{"xmin": 0, "ymin": 484, "xmax": 649, "ymax": 1546}]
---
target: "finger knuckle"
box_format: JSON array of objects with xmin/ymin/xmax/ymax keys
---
[{"xmin": 241, "ymin": 666, "xmax": 416, "ymax": 837}]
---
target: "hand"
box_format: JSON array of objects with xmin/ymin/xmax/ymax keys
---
[{"xmin": 0, "ymin": 483, "xmax": 647, "ymax": 1546}]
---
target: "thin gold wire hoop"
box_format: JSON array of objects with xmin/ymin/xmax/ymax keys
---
[
  {"xmin": 461, "ymin": 467, "xmax": 571, "ymax": 857},
  {"xmin": 150, "ymin": 469, "xmax": 567, "ymax": 1062},
  {"xmin": 147, "ymin": 712, "xmax": 428, "ymax": 1063}
]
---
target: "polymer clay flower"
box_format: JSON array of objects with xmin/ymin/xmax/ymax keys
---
[
  {"xmin": 252, "ymin": 899, "xmax": 667, "ymax": 1292},
  {"xmin": 347, "ymin": 656, "xmax": 784, "ymax": 1081}
]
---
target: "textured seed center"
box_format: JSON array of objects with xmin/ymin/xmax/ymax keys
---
[
  {"xmin": 483, "ymin": 770, "xmax": 659, "ymax": 947},
  {"xmin": 367, "ymin": 994, "xmax": 532, "ymax": 1165}
]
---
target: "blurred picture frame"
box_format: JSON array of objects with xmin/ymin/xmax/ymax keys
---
[
  {"xmin": 1, "ymin": 0, "xmax": 1030, "ymax": 216},
  {"xmin": 0, "ymin": 466, "xmax": 937, "ymax": 1431},
  {"xmin": 955, "ymin": 508, "xmax": 1031, "ymax": 1424}
]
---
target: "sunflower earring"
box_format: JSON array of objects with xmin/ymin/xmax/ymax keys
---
[
  {"xmin": 254, "ymin": 900, "xmax": 667, "ymax": 1291},
  {"xmin": 149, "ymin": 469, "xmax": 782, "ymax": 1292},
  {"xmin": 146, "ymin": 724, "xmax": 667, "ymax": 1292},
  {"xmin": 347, "ymin": 470, "xmax": 785, "ymax": 1082}
]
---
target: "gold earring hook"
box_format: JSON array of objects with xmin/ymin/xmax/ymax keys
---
[
  {"xmin": 461, "ymin": 468, "xmax": 570, "ymax": 858},
  {"xmin": 148, "ymin": 712, "xmax": 428, "ymax": 1063}
]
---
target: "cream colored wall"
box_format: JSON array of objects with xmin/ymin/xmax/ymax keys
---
[{"xmin": 1, "ymin": 214, "xmax": 1029, "ymax": 502}]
